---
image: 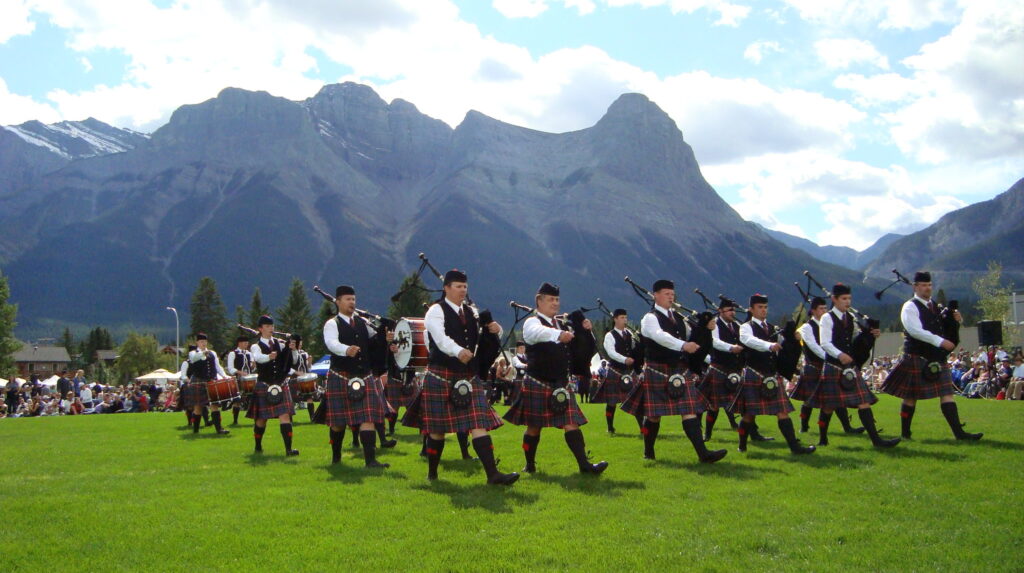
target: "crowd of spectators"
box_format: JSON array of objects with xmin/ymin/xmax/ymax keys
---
[
  {"xmin": 2, "ymin": 369, "xmax": 178, "ymax": 418},
  {"xmin": 850, "ymin": 345, "xmax": 1024, "ymax": 399}
]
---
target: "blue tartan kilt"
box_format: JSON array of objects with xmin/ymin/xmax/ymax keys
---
[
  {"xmin": 807, "ymin": 363, "xmax": 877, "ymax": 409},
  {"xmin": 696, "ymin": 364, "xmax": 740, "ymax": 411},
  {"xmin": 402, "ymin": 367, "xmax": 503, "ymax": 434},
  {"xmin": 181, "ymin": 379, "xmax": 209, "ymax": 409},
  {"xmin": 789, "ymin": 360, "xmax": 823, "ymax": 402},
  {"xmin": 245, "ymin": 380, "xmax": 295, "ymax": 420},
  {"xmin": 729, "ymin": 367, "xmax": 795, "ymax": 416},
  {"xmin": 315, "ymin": 371, "xmax": 390, "ymax": 427},
  {"xmin": 592, "ymin": 366, "xmax": 628, "ymax": 404},
  {"xmin": 620, "ymin": 362, "xmax": 707, "ymax": 418},
  {"xmin": 503, "ymin": 374, "xmax": 588, "ymax": 428},
  {"xmin": 881, "ymin": 354, "xmax": 954, "ymax": 400}
]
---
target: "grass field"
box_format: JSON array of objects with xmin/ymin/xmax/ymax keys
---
[{"xmin": 1, "ymin": 395, "xmax": 1021, "ymax": 572}]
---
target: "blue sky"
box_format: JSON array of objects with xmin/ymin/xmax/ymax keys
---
[{"xmin": 1, "ymin": 0, "xmax": 1021, "ymax": 249}]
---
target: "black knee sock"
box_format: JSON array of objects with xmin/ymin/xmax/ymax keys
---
[
  {"xmin": 643, "ymin": 419, "xmax": 660, "ymax": 459},
  {"xmin": 360, "ymin": 430, "xmax": 378, "ymax": 465},
  {"xmin": 635, "ymin": 414, "xmax": 645, "ymax": 432},
  {"xmin": 192, "ymin": 412, "xmax": 201, "ymax": 433},
  {"xmin": 307, "ymin": 403, "xmax": 315, "ymax": 420},
  {"xmin": 941, "ymin": 401, "xmax": 981, "ymax": 439},
  {"xmin": 777, "ymin": 417, "xmax": 808, "ymax": 453},
  {"xmin": 857, "ymin": 407, "xmax": 887, "ymax": 445},
  {"xmin": 280, "ymin": 423, "xmax": 294, "ymax": 452},
  {"xmin": 682, "ymin": 417, "xmax": 709, "ymax": 457},
  {"xmin": 900, "ymin": 403, "xmax": 916, "ymax": 438},
  {"xmin": 330, "ymin": 428, "xmax": 343, "ymax": 462},
  {"xmin": 457, "ymin": 431, "xmax": 472, "ymax": 459},
  {"xmin": 799, "ymin": 404, "xmax": 813, "ymax": 432},
  {"xmin": 738, "ymin": 420, "xmax": 750, "ymax": 451},
  {"xmin": 836, "ymin": 407, "xmax": 857, "ymax": 431},
  {"xmin": 232, "ymin": 407, "xmax": 239, "ymax": 425},
  {"xmin": 522, "ymin": 433, "xmax": 540, "ymax": 470},
  {"xmin": 420, "ymin": 433, "xmax": 428, "ymax": 456},
  {"xmin": 704, "ymin": 410, "xmax": 718, "ymax": 440},
  {"xmin": 426, "ymin": 437, "xmax": 445, "ymax": 479},
  {"xmin": 254, "ymin": 424, "xmax": 266, "ymax": 451},
  {"xmin": 564, "ymin": 429, "xmax": 592, "ymax": 472},
  {"xmin": 350, "ymin": 425, "xmax": 360, "ymax": 447},
  {"xmin": 726, "ymin": 409, "xmax": 739, "ymax": 429},
  {"xmin": 202, "ymin": 407, "xmax": 210, "ymax": 425},
  {"xmin": 818, "ymin": 410, "xmax": 833, "ymax": 445},
  {"xmin": 605, "ymin": 404, "xmax": 616, "ymax": 431},
  {"xmin": 472, "ymin": 435, "xmax": 500, "ymax": 480},
  {"xmin": 375, "ymin": 422, "xmax": 387, "ymax": 444},
  {"xmin": 212, "ymin": 410, "xmax": 223, "ymax": 431},
  {"xmin": 387, "ymin": 413, "xmax": 397, "ymax": 435},
  {"xmin": 185, "ymin": 410, "xmax": 192, "ymax": 425}
]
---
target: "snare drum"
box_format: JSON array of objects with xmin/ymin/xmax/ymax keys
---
[
  {"xmin": 207, "ymin": 377, "xmax": 240, "ymax": 405},
  {"xmin": 393, "ymin": 318, "xmax": 429, "ymax": 369},
  {"xmin": 239, "ymin": 374, "xmax": 258, "ymax": 394},
  {"xmin": 293, "ymin": 372, "xmax": 319, "ymax": 395}
]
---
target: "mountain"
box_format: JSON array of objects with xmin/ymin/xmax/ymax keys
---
[
  {"xmin": 758, "ymin": 225, "xmax": 903, "ymax": 270},
  {"xmin": 864, "ymin": 178, "xmax": 1024, "ymax": 296},
  {"xmin": 1, "ymin": 83, "xmax": 884, "ymax": 336}
]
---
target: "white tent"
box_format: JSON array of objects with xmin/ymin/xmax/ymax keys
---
[
  {"xmin": 40, "ymin": 375, "xmax": 60, "ymax": 387},
  {"xmin": 135, "ymin": 368, "xmax": 179, "ymax": 386},
  {"xmin": 0, "ymin": 376, "xmax": 27, "ymax": 386}
]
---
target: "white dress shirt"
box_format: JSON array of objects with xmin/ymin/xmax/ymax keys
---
[
  {"xmin": 739, "ymin": 318, "xmax": 779, "ymax": 352},
  {"xmin": 711, "ymin": 318, "xmax": 739, "ymax": 352},
  {"xmin": 819, "ymin": 308, "xmax": 850, "ymax": 359},
  {"xmin": 186, "ymin": 349, "xmax": 227, "ymax": 378},
  {"xmin": 523, "ymin": 313, "xmax": 564, "ymax": 345},
  {"xmin": 900, "ymin": 296, "xmax": 945, "ymax": 348},
  {"xmin": 512, "ymin": 354, "xmax": 527, "ymax": 370},
  {"xmin": 603, "ymin": 329, "xmax": 632, "ymax": 363},
  {"xmin": 323, "ymin": 314, "xmax": 378, "ymax": 357},
  {"xmin": 425, "ymin": 299, "xmax": 476, "ymax": 358},
  {"xmin": 251, "ymin": 337, "xmax": 286, "ymax": 364},
  {"xmin": 640, "ymin": 305, "xmax": 685, "ymax": 352},
  {"xmin": 797, "ymin": 318, "xmax": 826, "ymax": 361},
  {"xmin": 225, "ymin": 349, "xmax": 252, "ymax": 376}
]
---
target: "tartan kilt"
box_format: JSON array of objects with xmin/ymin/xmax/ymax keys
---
[
  {"xmin": 789, "ymin": 361, "xmax": 823, "ymax": 402},
  {"xmin": 509, "ymin": 378, "xmax": 523, "ymax": 404},
  {"xmin": 592, "ymin": 367, "xmax": 628, "ymax": 404},
  {"xmin": 181, "ymin": 379, "xmax": 210, "ymax": 409},
  {"xmin": 621, "ymin": 362, "xmax": 707, "ymax": 418},
  {"xmin": 729, "ymin": 367, "xmax": 795, "ymax": 416},
  {"xmin": 503, "ymin": 374, "xmax": 588, "ymax": 428},
  {"xmin": 696, "ymin": 365, "xmax": 739, "ymax": 411},
  {"xmin": 881, "ymin": 354, "xmax": 954, "ymax": 400},
  {"xmin": 314, "ymin": 371, "xmax": 390, "ymax": 427},
  {"xmin": 807, "ymin": 363, "xmax": 877, "ymax": 408},
  {"xmin": 402, "ymin": 367, "xmax": 503, "ymax": 434},
  {"xmin": 245, "ymin": 380, "xmax": 295, "ymax": 420},
  {"xmin": 385, "ymin": 376, "xmax": 406, "ymax": 408}
]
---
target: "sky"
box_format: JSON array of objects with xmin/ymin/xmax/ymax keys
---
[{"xmin": 0, "ymin": 0, "xmax": 1021, "ymax": 250}]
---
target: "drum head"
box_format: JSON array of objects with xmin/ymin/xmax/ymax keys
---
[{"xmin": 393, "ymin": 319, "xmax": 413, "ymax": 369}]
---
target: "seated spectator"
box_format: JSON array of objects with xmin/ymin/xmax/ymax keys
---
[
  {"xmin": 137, "ymin": 392, "xmax": 149, "ymax": 413},
  {"xmin": 963, "ymin": 370, "xmax": 990, "ymax": 399},
  {"xmin": 13, "ymin": 397, "xmax": 28, "ymax": 417},
  {"xmin": 27, "ymin": 395, "xmax": 43, "ymax": 416},
  {"xmin": 0, "ymin": 402, "xmax": 7, "ymax": 418},
  {"xmin": 79, "ymin": 384, "xmax": 93, "ymax": 409},
  {"xmin": 68, "ymin": 397, "xmax": 84, "ymax": 415},
  {"xmin": 1006, "ymin": 357, "xmax": 1024, "ymax": 400},
  {"xmin": 60, "ymin": 392, "xmax": 74, "ymax": 414}
]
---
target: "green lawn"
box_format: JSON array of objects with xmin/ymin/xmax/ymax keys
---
[{"xmin": 1, "ymin": 396, "xmax": 1021, "ymax": 572}]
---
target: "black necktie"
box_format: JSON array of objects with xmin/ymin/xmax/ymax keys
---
[{"xmin": 458, "ymin": 307, "xmax": 466, "ymax": 325}]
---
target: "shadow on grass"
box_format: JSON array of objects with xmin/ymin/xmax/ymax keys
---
[
  {"xmin": 245, "ymin": 452, "xmax": 271, "ymax": 467},
  {"xmin": 323, "ymin": 462, "xmax": 408, "ymax": 484},
  {"xmin": 528, "ymin": 471, "xmax": 646, "ymax": 497},
  {"xmin": 657, "ymin": 459, "xmax": 783, "ymax": 479},
  {"xmin": 177, "ymin": 431, "xmax": 234, "ymax": 441},
  {"xmin": 409, "ymin": 480, "xmax": 540, "ymax": 513},
  {"xmin": 745, "ymin": 450, "xmax": 842, "ymax": 467},
  {"xmin": 917, "ymin": 437, "xmax": 1022, "ymax": 451}
]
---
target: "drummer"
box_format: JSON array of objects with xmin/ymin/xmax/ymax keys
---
[
  {"xmin": 225, "ymin": 335, "xmax": 254, "ymax": 426},
  {"xmin": 287, "ymin": 334, "xmax": 318, "ymax": 422},
  {"xmin": 185, "ymin": 333, "xmax": 230, "ymax": 435}
]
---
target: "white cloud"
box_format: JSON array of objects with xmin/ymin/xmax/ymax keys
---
[
  {"xmin": 79, "ymin": 56, "xmax": 92, "ymax": 73},
  {"xmin": 743, "ymin": 40, "xmax": 782, "ymax": 64},
  {"xmin": 815, "ymin": 38, "xmax": 890, "ymax": 70},
  {"xmin": 0, "ymin": 0, "xmax": 34, "ymax": 44},
  {"xmin": 0, "ymin": 78, "xmax": 60, "ymax": 125},
  {"xmin": 606, "ymin": 0, "xmax": 751, "ymax": 26},
  {"xmin": 782, "ymin": 0, "xmax": 962, "ymax": 30},
  {"xmin": 492, "ymin": 0, "xmax": 550, "ymax": 19}
]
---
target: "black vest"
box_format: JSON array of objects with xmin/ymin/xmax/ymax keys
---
[
  {"xmin": 743, "ymin": 320, "xmax": 776, "ymax": 374},
  {"xmin": 710, "ymin": 317, "xmax": 741, "ymax": 371},
  {"xmin": 802, "ymin": 320, "xmax": 824, "ymax": 366},
  {"xmin": 607, "ymin": 329, "xmax": 633, "ymax": 371},
  {"xmin": 191, "ymin": 351, "xmax": 217, "ymax": 382},
  {"xmin": 525, "ymin": 315, "xmax": 570, "ymax": 384},
  {"xmin": 428, "ymin": 300, "xmax": 479, "ymax": 373},
  {"xmin": 233, "ymin": 349, "xmax": 253, "ymax": 374},
  {"xmin": 514, "ymin": 354, "xmax": 527, "ymax": 377},
  {"xmin": 903, "ymin": 299, "xmax": 945, "ymax": 361},
  {"xmin": 643, "ymin": 309, "xmax": 687, "ymax": 364},
  {"xmin": 255, "ymin": 338, "xmax": 286, "ymax": 383},
  {"xmin": 292, "ymin": 350, "xmax": 310, "ymax": 373},
  {"xmin": 825, "ymin": 310, "xmax": 854, "ymax": 366},
  {"xmin": 329, "ymin": 316, "xmax": 372, "ymax": 376}
]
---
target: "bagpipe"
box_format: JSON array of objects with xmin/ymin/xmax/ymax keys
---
[
  {"xmin": 875, "ymin": 268, "xmax": 961, "ymax": 355},
  {"xmin": 803, "ymin": 270, "xmax": 878, "ymax": 369},
  {"xmin": 508, "ymin": 300, "xmax": 598, "ymax": 376},
  {"xmin": 312, "ymin": 285, "xmax": 396, "ymax": 330},
  {"xmin": 595, "ymin": 298, "xmax": 645, "ymax": 371},
  {"xmin": 311, "ymin": 285, "xmax": 395, "ymax": 375},
  {"xmin": 236, "ymin": 323, "xmax": 293, "ymax": 373},
  {"xmin": 623, "ymin": 276, "xmax": 716, "ymax": 375}
]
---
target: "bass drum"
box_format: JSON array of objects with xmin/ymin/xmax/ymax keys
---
[{"xmin": 393, "ymin": 318, "xmax": 429, "ymax": 370}]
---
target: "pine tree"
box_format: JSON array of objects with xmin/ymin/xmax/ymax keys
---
[
  {"xmin": 973, "ymin": 261, "xmax": 1019, "ymax": 347},
  {"xmin": 115, "ymin": 332, "xmax": 161, "ymax": 384},
  {"xmin": 276, "ymin": 278, "xmax": 314, "ymax": 348},
  {"xmin": 387, "ymin": 273, "xmax": 433, "ymax": 319},
  {"xmin": 247, "ymin": 287, "xmax": 270, "ymax": 329},
  {"xmin": 190, "ymin": 277, "xmax": 230, "ymax": 353},
  {"xmin": 0, "ymin": 267, "xmax": 20, "ymax": 377},
  {"xmin": 306, "ymin": 300, "xmax": 336, "ymax": 359}
]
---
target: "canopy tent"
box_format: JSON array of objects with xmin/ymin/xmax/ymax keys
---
[
  {"xmin": 40, "ymin": 375, "xmax": 60, "ymax": 387},
  {"xmin": 0, "ymin": 376, "xmax": 27, "ymax": 386},
  {"xmin": 135, "ymin": 369, "xmax": 179, "ymax": 386},
  {"xmin": 310, "ymin": 355, "xmax": 330, "ymax": 375}
]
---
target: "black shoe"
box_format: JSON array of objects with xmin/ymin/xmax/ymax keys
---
[
  {"xmin": 216, "ymin": 428, "xmax": 230, "ymax": 435},
  {"xmin": 956, "ymin": 431, "xmax": 983, "ymax": 441},
  {"xmin": 817, "ymin": 437, "xmax": 829, "ymax": 447},
  {"xmin": 750, "ymin": 433, "xmax": 774, "ymax": 442},
  {"xmin": 699, "ymin": 449, "xmax": 727, "ymax": 464},
  {"xmin": 488, "ymin": 471, "xmax": 520, "ymax": 486},
  {"xmin": 286, "ymin": 449, "xmax": 300, "ymax": 456},
  {"xmin": 581, "ymin": 461, "xmax": 609, "ymax": 475},
  {"xmin": 254, "ymin": 448, "xmax": 263, "ymax": 454},
  {"xmin": 522, "ymin": 462, "xmax": 537, "ymax": 474},
  {"xmin": 462, "ymin": 453, "xmax": 478, "ymax": 461},
  {"xmin": 331, "ymin": 456, "xmax": 341, "ymax": 465},
  {"xmin": 608, "ymin": 427, "xmax": 616, "ymax": 434},
  {"xmin": 845, "ymin": 426, "xmax": 867, "ymax": 434},
  {"xmin": 380, "ymin": 439, "xmax": 398, "ymax": 449},
  {"xmin": 643, "ymin": 452, "xmax": 656, "ymax": 460},
  {"xmin": 902, "ymin": 432, "xmax": 913, "ymax": 440},
  {"xmin": 365, "ymin": 460, "xmax": 390, "ymax": 468},
  {"xmin": 873, "ymin": 437, "xmax": 901, "ymax": 448},
  {"xmin": 791, "ymin": 444, "xmax": 815, "ymax": 455}
]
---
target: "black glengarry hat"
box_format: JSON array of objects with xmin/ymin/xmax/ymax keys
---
[
  {"xmin": 537, "ymin": 282, "xmax": 559, "ymax": 296},
  {"xmin": 652, "ymin": 279, "xmax": 674, "ymax": 292},
  {"xmin": 444, "ymin": 269, "xmax": 468, "ymax": 285}
]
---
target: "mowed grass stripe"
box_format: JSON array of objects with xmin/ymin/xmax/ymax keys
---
[{"xmin": 0, "ymin": 395, "xmax": 1020, "ymax": 572}]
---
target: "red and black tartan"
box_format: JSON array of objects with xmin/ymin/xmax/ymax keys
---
[
  {"xmin": 696, "ymin": 364, "xmax": 740, "ymax": 411},
  {"xmin": 502, "ymin": 374, "xmax": 588, "ymax": 428},
  {"xmin": 245, "ymin": 380, "xmax": 295, "ymax": 420},
  {"xmin": 881, "ymin": 354, "xmax": 954, "ymax": 400},
  {"xmin": 402, "ymin": 367, "xmax": 503, "ymax": 433},
  {"xmin": 314, "ymin": 370, "xmax": 391, "ymax": 427},
  {"xmin": 788, "ymin": 360, "xmax": 823, "ymax": 402},
  {"xmin": 620, "ymin": 361, "xmax": 707, "ymax": 418},
  {"xmin": 180, "ymin": 379, "xmax": 210, "ymax": 408},
  {"xmin": 806, "ymin": 363, "xmax": 877, "ymax": 409},
  {"xmin": 385, "ymin": 376, "xmax": 406, "ymax": 409},
  {"xmin": 591, "ymin": 366, "xmax": 628, "ymax": 405},
  {"xmin": 728, "ymin": 367, "xmax": 795, "ymax": 416}
]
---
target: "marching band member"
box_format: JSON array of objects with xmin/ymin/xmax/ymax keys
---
[
  {"xmin": 620, "ymin": 280, "xmax": 726, "ymax": 463},
  {"xmin": 247, "ymin": 315, "xmax": 299, "ymax": 456},
  {"xmin": 318, "ymin": 285, "xmax": 394, "ymax": 469},
  {"xmin": 287, "ymin": 334, "xmax": 317, "ymax": 422},
  {"xmin": 225, "ymin": 336, "xmax": 254, "ymax": 426},
  {"xmin": 185, "ymin": 333, "xmax": 230, "ymax": 435},
  {"xmin": 404, "ymin": 270, "xmax": 519, "ymax": 485},
  {"xmin": 814, "ymin": 285, "xmax": 899, "ymax": 448},
  {"xmin": 881, "ymin": 272, "xmax": 982, "ymax": 441},
  {"xmin": 731, "ymin": 294, "xmax": 815, "ymax": 455},
  {"xmin": 594, "ymin": 308, "xmax": 642, "ymax": 434},
  {"xmin": 505, "ymin": 282, "xmax": 609, "ymax": 475},
  {"xmin": 697, "ymin": 297, "xmax": 743, "ymax": 441}
]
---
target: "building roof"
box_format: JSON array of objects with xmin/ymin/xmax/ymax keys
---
[
  {"xmin": 95, "ymin": 349, "xmax": 118, "ymax": 361},
  {"xmin": 13, "ymin": 342, "xmax": 71, "ymax": 363}
]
